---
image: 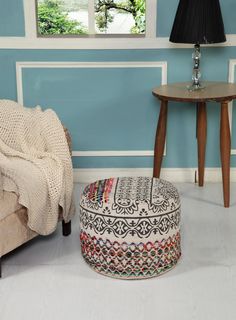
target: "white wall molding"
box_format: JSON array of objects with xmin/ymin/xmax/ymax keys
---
[
  {"xmin": 72, "ymin": 150, "xmax": 154, "ymax": 157},
  {"xmin": 228, "ymin": 59, "xmax": 236, "ymax": 155},
  {"xmin": 15, "ymin": 60, "xmax": 167, "ymax": 70},
  {"xmin": 1, "ymin": 35, "xmax": 236, "ymax": 50},
  {"xmin": 16, "ymin": 60, "xmax": 167, "ymax": 105},
  {"xmin": 16, "ymin": 60, "xmax": 167, "ymax": 158},
  {"xmin": 73, "ymin": 167, "xmax": 236, "ymax": 184}
]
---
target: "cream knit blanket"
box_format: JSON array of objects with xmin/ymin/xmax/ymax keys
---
[{"xmin": 0, "ymin": 100, "xmax": 74, "ymax": 235}]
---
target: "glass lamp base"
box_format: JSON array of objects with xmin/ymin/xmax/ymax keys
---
[
  {"xmin": 188, "ymin": 44, "xmax": 205, "ymax": 92},
  {"xmin": 187, "ymin": 83, "xmax": 205, "ymax": 91}
]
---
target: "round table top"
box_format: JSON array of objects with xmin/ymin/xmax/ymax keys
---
[{"xmin": 152, "ymin": 82, "xmax": 236, "ymax": 103}]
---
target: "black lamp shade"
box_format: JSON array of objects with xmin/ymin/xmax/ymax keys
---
[{"xmin": 169, "ymin": 0, "xmax": 226, "ymax": 44}]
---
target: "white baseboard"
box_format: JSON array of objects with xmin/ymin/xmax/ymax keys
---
[{"xmin": 73, "ymin": 167, "xmax": 236, "ymax": 184}]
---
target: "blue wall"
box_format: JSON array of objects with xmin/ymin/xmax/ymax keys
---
[
  {"xmin": 0, "ymin": 0, "xmax": 25, "ymax": 36},
  {"xmin": 1, "ymin": 0, "xmax": 236, "ymax": 169}
]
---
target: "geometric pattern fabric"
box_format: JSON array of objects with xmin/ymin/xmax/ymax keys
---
[{"xmin": 80, "ymin": 177, "xmax": 181, "ymax": 279}]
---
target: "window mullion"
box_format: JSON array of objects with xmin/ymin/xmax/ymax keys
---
[{"xmin": 88, "ymin": 0, "xmax": 96, "ymax": 34}]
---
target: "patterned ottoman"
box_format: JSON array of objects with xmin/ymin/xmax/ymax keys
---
[{"xmin": 80, "ymin": 177, "xmax": 181, "ymax": 279}]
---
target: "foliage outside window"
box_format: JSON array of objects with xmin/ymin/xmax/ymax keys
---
[{"xmin": 36, "ymin": 0, "xmax": 146, "ymax": 36}]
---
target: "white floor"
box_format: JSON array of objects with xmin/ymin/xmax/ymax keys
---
[{"xmin": 1, "ymin": 182, "xmax": 236, "ymax": 320}]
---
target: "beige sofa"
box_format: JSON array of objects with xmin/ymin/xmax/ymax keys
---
[{"xmin": 0, "ymin": 127, "xmax": 72, "ymax": 277}]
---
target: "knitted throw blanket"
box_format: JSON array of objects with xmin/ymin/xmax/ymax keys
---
[{"xmin": 0, "ymin": 100, "xmax": 74, "ymax": 235}]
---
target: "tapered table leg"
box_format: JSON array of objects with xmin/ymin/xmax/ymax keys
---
[
  {"xmin": 220, "ymin": 101, "xmax": 231, "ymax": 208},
  {"xmin": 197, "ymin": 102, "xmax": 207, "ymax": 186},
  {"xmin": 153, "ymin": 100, "xmax": 168, "ymax": 178}
]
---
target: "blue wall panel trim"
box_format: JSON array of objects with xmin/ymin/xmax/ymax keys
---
[
  {"xmin": 22, "ymin": 67, "xmax": 162, "ymax": 151},
  {"xmin": 0, "ymin": 48, "xmax": 236, "ymax": 168},
  {"xmin": 0, "ymin": 0, "xmax": 25, "ymax": 36}
]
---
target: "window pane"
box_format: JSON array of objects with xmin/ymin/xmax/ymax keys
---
[
  {"xmin": 95, "ymin": 0, "xmax": 146, "ymax": 34},
  {"xmin": 37, "ymin": 0, "xmax": 89, "ymax": 35},
  {"xmin": 36, "ymin": 0, "xmax": 146, "ymax": 36}
]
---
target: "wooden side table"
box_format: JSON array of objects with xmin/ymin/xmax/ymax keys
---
[{"xmin": 152, "ymin": 82, "xmax": 236, "ymax": 208}]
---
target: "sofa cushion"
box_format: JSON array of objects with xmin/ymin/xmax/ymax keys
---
[{"xmin": 0, "ymin": 191, "xmax": 23, "ymax": 221}]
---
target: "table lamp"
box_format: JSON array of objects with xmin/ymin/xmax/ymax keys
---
[{"xmin": 169, "ymin": 0, "xmax": 226, "ymax": 91}]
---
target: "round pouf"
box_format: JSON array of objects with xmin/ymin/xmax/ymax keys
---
[{"xmin": 80, "ymin": 177, "xmax": 181, "ymax": 279}]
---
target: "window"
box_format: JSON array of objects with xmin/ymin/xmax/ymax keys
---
[{"xmin": 36, "ymin": 0, "xmax": 146, "ymax": 36}]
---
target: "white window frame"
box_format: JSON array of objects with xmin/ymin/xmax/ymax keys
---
[
  {"xmin": 24, "ymin": 0, "xmax": 157, "ymax": 48},
  {"xmin": 34, "ymin": 0, "xmax": 154, "ymax": 38},
  {"xmin": 88, "ymin": 0, "xmax": 96, "ymax": 34}
]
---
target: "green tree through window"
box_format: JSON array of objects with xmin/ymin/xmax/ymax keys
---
[
  {"xmin": 95, "ymin": 0, "xmax": 145, "ymax": 34},
  {"xmin": 37, "ymin": 0, "xmax": 88, "ymax": 35},
  {"xmin": 37, "ymin": 0, "xmax": 146, "ymax": 36}
]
